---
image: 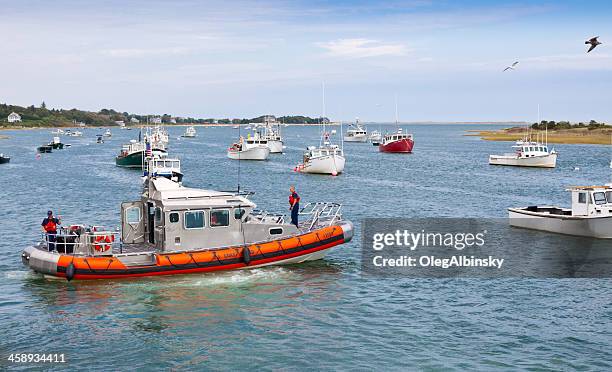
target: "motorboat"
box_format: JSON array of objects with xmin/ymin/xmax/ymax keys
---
[
  {"xmin": 379, "ymin": 98, "xmax": 414, "ymax": 153},
  {"xmin": 489, "ymin": 141, "xmax": 557, "ymax": 168},
  {"xmin": 116, "ymin": 128, "xmax": 168, "ymax": 168},
  {"xmin": 509, "ymin": 184, "xmax": 612, "ymax": 238},
  {"xmin": 0, "ymin": 153, "xmax": 10, "ymax": 164},
  {"xmin": 295, "ymin": 143, "xmax": 345, "ymax": 175},
  {"xmin": 295, "ymin": 84, "xmax": 346, "ymax": 175},
  {"xmin": 369, "ymin": 130, "xmax": 382, "ymax": 146},
  {"xmin": 96, "ymin": 135, "xmax": 105, "ymax": 144},
  {"xmin": 37, "ymin": 145, "xmax": 53, "ymax": 153},
  {"xmin": 344, "ymin": 118, "xmax": 368, "ymax": 143},
  {"xmin": 104, "ymin": 129, "xmax": 112, "ymax": 137},
  {"xmin": 142, "ymin": 157, "xmax": 183, "ymax": 184},
  {"xmin": 51, "ymin": 128, "xmax": 64, "ymax": 135},
  {"xmin": 21, "ymin": 170, "xmax": 353, "ymax": 280},
  {"xmin": 227, "ymin": 136, "xmax": 270, "ymax": 160},
  {"xmin": 379, "ymin": 128, "xmax": 414, "ymax": 153},
  {"xmin": 69, "ymin": 130, "xmax": 83, "ymax": 137},
  {"xmin": 260, "ymin": 116, "xmax": 284, "ymax": 153},
  {"xmin": 181, "ymin": 126, "xmax": 197, "ymax": 138},
  {"xmin": 49, "ymin": 136, "xmax": 65, "ymax": 149}
]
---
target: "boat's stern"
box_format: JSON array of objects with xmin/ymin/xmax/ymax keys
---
[{"xmin": 21, "ymin": 245, "xmax": 61, "ymax": 277}]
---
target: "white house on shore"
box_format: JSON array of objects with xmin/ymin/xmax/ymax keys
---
[
  {"xmin": 8, "ymin": 112, "xmax": 21, "ymax": 123},
  {"xmin": 130, "ymin": 117, "xmax": 140, "ymax": 124},
  {"xmin": 150, "ymin": 117, "xmax": 162, "ymax": 124}
]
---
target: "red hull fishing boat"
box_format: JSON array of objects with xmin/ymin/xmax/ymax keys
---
[
  {"xmin": 379, "ymin": 129, "xmax": 414, "ymax": 153},
  {"xmin": 379, "ymin": 97, "xmax": 414, "ymax": 153}
]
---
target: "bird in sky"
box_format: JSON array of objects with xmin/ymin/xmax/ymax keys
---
[
  {"xmin": 503, "ymin": 61, "xmax": 519, "ymax": 72},
  {"xmin": 585, "ymin": 36, "xmax": 602, "ymax": 53}
]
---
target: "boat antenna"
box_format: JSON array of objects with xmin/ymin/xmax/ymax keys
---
[
  {"xmin": 321, "ymin": 81, "xmax": 326, "ymax": 147},
  {"xmin": 237, "ymin": 119, "xmax": 241, "ymax": 193}
]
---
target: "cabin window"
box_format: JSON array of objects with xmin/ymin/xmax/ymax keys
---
[
  {"xmin": 578, "ymin": 192, "xmax": 587, "ymax": 204},
  {"xmin": 606, "ymin": 191, "xmax": 612, "ymax": 203},
  {"xmin": 155, "ymin": 207, "xmax": 162, "ymax": 222},
  {"xmin": 593, "ymin": 192, "xmax": 607, "ymax": 205},
  {"xmin": 544, "ymin": 147, "xmax": 548, "ymax": 152},
  {"xmin": 185, "ymin": 211, "xmax": 205, "ymax": 229},
  {"xmin": 234, "ymin": 208, "xmax": 245, "ymax": 220},
  {"xmin": 269, "ymin": 227, "xmax": 283, "ymax": 235},
  {"xmin": 125, "ymin": 207, "xmax": 141, "ymax": 224},
  {"xmin": 169, "ymin": 212, "xmax": 179, "ymax": 223},
  {"xmin": 210, "ymin": 210, "xmax": 230, "ymax": 227}
]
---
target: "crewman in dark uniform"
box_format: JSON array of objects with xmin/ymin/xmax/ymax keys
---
[
  {"xmin": 289, "ymin": 186, "xmax": 300, "ymax": 227},
  {"xmin": 41, "ymin": 210, "xmax": 61, "ymax": 252}
]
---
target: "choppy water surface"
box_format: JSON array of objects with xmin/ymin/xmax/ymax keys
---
[{"xmin": 0, "ymin": 125, "xmax": 610, "ymax": 370}]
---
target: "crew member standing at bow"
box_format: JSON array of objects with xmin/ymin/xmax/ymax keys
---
[
  {"xmin": 41, "ymin": 210, "xmax": 61, "ymax": 252},
  {"xmin": 289, "ymin": 185, "xmax": 300, "ymax": 227}
]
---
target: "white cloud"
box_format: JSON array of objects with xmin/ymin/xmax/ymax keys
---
[{"xmin": 316, "ymin": 39, "xmax": 409, "ymax": 58}]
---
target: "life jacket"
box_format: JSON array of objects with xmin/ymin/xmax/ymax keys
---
[
  {"xmin": 44, "ymin": 218, "xmax": 57, "ymax": 232},
  {"xmin": 289, "ymin": 192, "xmax": 300, "ymax": 205}
]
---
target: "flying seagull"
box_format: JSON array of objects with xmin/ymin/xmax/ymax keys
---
[
  {"xmin": 503, "ymin": 61, "xmax": 519, "ymax": 72},
  {"xmin": 585, "ymin": 36, "xmax": 601, "ymax": 53}
]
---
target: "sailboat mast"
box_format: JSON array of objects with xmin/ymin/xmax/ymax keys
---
[{"xmin": 395, "ymin": 95, "xmax": 399, "ymax": 128}]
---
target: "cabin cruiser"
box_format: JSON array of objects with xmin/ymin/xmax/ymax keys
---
[
  {"xmin": 227, "ymin": 135, "xmax": 270, "ymax": 161},
  {"xmin": 182, "ymin": 126, "xmax": 197, "ymax": 138},
  {"xmin": 296, "ymin": 143, "xmax": 345, "ymax": 175},
  {"xmin": 509, "ymin": 184, "xmax": 612, "ymax": 238},
  {"xmin": 344, "ymin": 118, "xmax": 368, "ymax": 143},
  {"xmin": 379, "ymin": 128, "xmax": 414, "ymax": 153},
  {"xmin": 369, "ymin": 130, "xmax": 382, "ymax": 146},
  {"xmin": 142, "ymin": 157, "xmax": 183, "ymax": 184},
  {"xmin": 260, "ymin": 116, "xmax": 284, "ymax": 153},
  {"xmin": 51, "ymin": 128, "xmax": 64, "ymax": 135},
  {"xmin": 104, "ymin": 129, "xmax": 112, "ymax": 137},
  {"xmin": 0, "ymin": 153, "xmax": 10, "ymax": 164},
  {"xmin": 49, "ymin": 136, "xmax": 65, "ymax": 150},
  {"xmin": 21, "ymin": 166, "xmax": 353, "ymax": 280},
  {"xmin": 116, "ymin": 128, "xmax": 168, "ymax": 168},
  {"xmin": 489, "ymin": 141, "xmax": 557, "ymax": 168}
]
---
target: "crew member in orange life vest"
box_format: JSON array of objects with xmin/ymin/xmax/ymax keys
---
[
  {"xmin": 41, "ymin": 210, "xmax": 61, "ymax": 252},
  {"xmin": 289, "ymin": 186, "xmax": 300, "ymax": 227}
]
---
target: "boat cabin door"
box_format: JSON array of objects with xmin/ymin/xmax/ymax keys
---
[
  {"xmin": 571, "ymin": 191, "xmax": 589, "ymax": 216},
  {"xmin": 121, "ymin": 201, "xmax": 145, "ymax": 243}
]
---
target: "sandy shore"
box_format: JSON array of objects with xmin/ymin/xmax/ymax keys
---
[{"xmin": 466, "ymin": 127, "xmax": 612, "ymax": 145}]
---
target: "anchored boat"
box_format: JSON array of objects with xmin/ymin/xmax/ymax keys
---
[
  {"xmin": 227, "ymin": 136, "xmax": 270, "ymax": 160},
  {"xmin": 344, "ymin": 118, "xmax": 368, "ymax": 143},
  {"xmin": 379, "ymin": 98, "xmax": 414, "ymax": 153},
  {"xmin": 182, "ymin": 126, "xmax": 197, "ymax": 138},
  {"xmin": 21, "ymin": 168, "xmax": 353, "ymax": 280},
  {"xmin": 509, "ymin": 185, "xmax": 612, "ymax": 238},
  {"xmin": 260, "ymin": 116, "xmax": 284, "ymax": 153},
  {"xmin": 369, "ymin": 130, "xmax": 382, "ymax": 146},
  {"xmin": 489, "ymin": 141, "xmax": 557, "ymax": 168},
  {"xmin": 0, "ymin": 153, "xmax": 10, "ymax": 164}
]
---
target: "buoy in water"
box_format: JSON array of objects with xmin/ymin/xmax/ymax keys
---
[{"xmin": 331, "ymin": 171, "xmax": 338, "ymax": 176}]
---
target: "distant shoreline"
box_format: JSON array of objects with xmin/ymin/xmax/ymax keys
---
[
  {"xmin": 0, "ymin": 121, "xmax": 526, "ymax": 131},
  {"xmin": 466, "ymin": 127, "xmax": 612, "ymax": 145}
]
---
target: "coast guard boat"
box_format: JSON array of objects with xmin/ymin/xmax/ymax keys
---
[{"xmin": 21, "ymin": 161, "xmax": 353, "ymax": 280}]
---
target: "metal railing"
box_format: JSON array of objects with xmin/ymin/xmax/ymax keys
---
[
  {"xmin": 298, "ymin": 202, "xmax": 343, "ymax": 231},
  {"xmin": 40, "ymin": 227, "xmax": 119, "ymax": 256}
]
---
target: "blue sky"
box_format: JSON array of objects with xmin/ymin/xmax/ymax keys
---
[{"xmin": 1, "ymin": 0, "xmax": 611, "ymax": 122}]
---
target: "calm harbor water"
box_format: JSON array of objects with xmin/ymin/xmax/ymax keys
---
[{"xmin": 0, "ymin": 124, "xmax": 611, "ymax": 370}]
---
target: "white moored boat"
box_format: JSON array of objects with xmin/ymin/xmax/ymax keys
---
[
  {"xmin": 296, "ymin": 144, "xmax": 345, "ymax": 175},
  {"xmin": 344, "ymin": 118, "xmax": 368, "ymax": 142},
  {"xmin": 489, "ymin": 141, "xmax": 557, "ymax": 168},
  {"xmin": 182, "ymin": 126, "xmax": 197, "ymax": 138},
  {"xmin": 369, "ymin": 130, "xmax": 382, "ymax": 145},
  {"xmin": 509, "ymin": 184, "xmax": 612, "ymax": 238},
  {"xmin": 260, "ymin": 116, "xmax": 284, "ymax": 153},
  {"xmin": 227, "ymin": 136, "xmax": 270, "ymax": 160},
  {"xmin": 104, "ymin": 129, "xmax": 112, "ymax": 137},
  {"xmin": 295, "ymin": 84, "xmax": 345, "ymax": 175}
]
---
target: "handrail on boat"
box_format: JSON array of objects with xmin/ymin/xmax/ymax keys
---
[{"xmin": 39, "ymin": 227, "xmax": 120, "ymax": 256}]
